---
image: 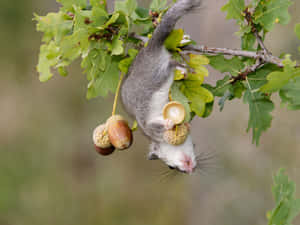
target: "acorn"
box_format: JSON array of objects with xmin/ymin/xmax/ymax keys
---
[
  {"xmin": 93, "ymin": 124, "xmax": 115, "ymax": 156},
  {"xmin": 94, "ymin": 145, "xmax": 115, "ymax": 156},
  {"xmin": 163, "ymin": 123, "xmax": 189, "ymax": 145},
  {"xmin": 93, "ymin": 124, "xmax": 111, "ymax": 148},
  {"xmin": 106, "ymin": 115, "xmax": 133, "ymax": 150},
  {"xmin": 163, "ymin": 101, "xmax": 186, "ymax": 125}
]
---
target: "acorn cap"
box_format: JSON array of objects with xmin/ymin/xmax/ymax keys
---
[
  {"xmin": 163, "ymin": 123, "xmax": 189, "ymax": 145},
  {"xmin": 163, "ymin": 101, "xmax": 186, "ymax": 125},
  {"xmin": 106, "ymin": 115, "xmax": 126, "ymax": 126},
  {"xmin": 93, "ymin": 124, "xmax": 112, "ymax": 148}
]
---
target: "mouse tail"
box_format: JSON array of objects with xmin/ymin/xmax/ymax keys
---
[{"xmin": 147, "ymin": 0, "xmax": 202, "ymax": 49}]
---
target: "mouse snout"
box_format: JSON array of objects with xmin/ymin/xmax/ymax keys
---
[{"xmin": 181, "ymin": 154, "xmax": 196, "ymax": 174}]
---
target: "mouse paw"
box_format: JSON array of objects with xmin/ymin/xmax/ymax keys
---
[
  {"xmin": 184, "ymin": 122, "xmax": 191, "ymax": 131},
  {"xmin": 164, "ymin": 119, "xmax": 175, "ymax": 130}
]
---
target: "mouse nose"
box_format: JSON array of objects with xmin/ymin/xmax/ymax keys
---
[{"xmin": 182, "ymin": 155, "xmax": 195, "ymax": 174}]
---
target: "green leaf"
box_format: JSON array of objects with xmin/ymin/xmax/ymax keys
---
[
  {"xmin": 208, "ymin": 55, "xmax": 244, "ymax": 76},
  {"xmin": 221, "ymin": 0, "xmax": 245, "ymax": 25},
  {"xmin": 244, "ymin": 90, "xmax": 274, "ymax": 146},
  {"xmin": 242, "ymin": 64, "xmax": 280, "ymax": 145},
  {"xmin": 253, "ymin": 0, "xmax": 293, "ymax": 32},
  {"xmin": 34, "ymin": 12, "xmax": 73, "ymax": 43},
  {"xmin": 91, "ymin": 2, "xmax": 108, "ymax": 26},
  {"xmin": 90, "ymin": 0, "xmax": 107, "ymax": 9},
  {"xmin": 260, "ymin": 56, "xmax": 300, "ymax": 93},
  {"xmin": 104, "ymin": 13, "xmax": 120, "ymax": 28},
  {"xmin": 134, "ymin": 7, "xmax": 150, "ymax": 20},
  {"xmin": 219, "ymin": 91, "xmax": 232, "ymax": 111},
  {"xmin": 57, "ymin": 0, "xmax": 87, "ymax": 11},
  {"xmin": 81, "ymin": 48, "xmax": 107, "ymax": 81},
  {"xmin": 210, "ymin": 75, "xmax": 245, "ymax": 111},
  {"xmin": 230, "ymin": 81, "xmax": 245, "ymax": 98},
  {"xmin": 111, "ymin": 37, "xmax": 124, "ymax": 55},
  {"xmin": 115, "ymin": 0, "xmax": 137, "ymax": 17},
  {"xmin": 150, "ymin": 0, "xmax": 167, "ymax": 12},
  {"xmin": 58, "ymin": 66, "xmax": 68, "ymax": 77},
  {"xmin": 280, "ymin": 77, "xmax": 300, "ymax": 110},
  {"xmin": 241, "ymin": 32, "xmax": 256, "ymax": 51},
  {"xmin": 118, "ymin": 48, "xmax": 138, "ymax": 73},
  {"xmin": 86, "ymin": 54, "xmax": 120, "ymax": 99},
  {"xmin": 37, "ymin": 42, "xmax": 61, "ymax": 82},
  {"xmin": 295, "ymin": 23, "xmax": 300, "ymax": 40},
  {"xmin": 251, "ymin": 0, "xmax": 261, "ymax": 8},
  {"xmin": 211, "ymin": 75, "xmax": 231, "ymax": 97},
  {"xmin": 202, "ymin": 101, "xmax": 214, "ymax": 118},
  {"xmin": 267, "ymin": 169, "xmax": 300, "ymax": 225},
  {"xmin": 170, "ymin": 82, "xmax": 192, "ymax": 122},
  {"xmin": 164, "ymin": 29, "xmax": 184, "ymax": 51}
]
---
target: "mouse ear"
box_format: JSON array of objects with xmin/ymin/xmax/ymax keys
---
[
  {"xmin": 148, "ymin": 142, "xmax": 159, "ymax": 160},
  {"xmin": 148, "ymin": 152, "xmax": 159, "ymax": 160}
]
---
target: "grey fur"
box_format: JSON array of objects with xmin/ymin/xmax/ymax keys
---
[{"xmin": 121, "ymin": 0, "xmax": 202, "ymax": 168}]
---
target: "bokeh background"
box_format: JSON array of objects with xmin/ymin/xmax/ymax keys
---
[{"xmin": 0, "ymin": 0, "xmax": 299, "ymax": 224}]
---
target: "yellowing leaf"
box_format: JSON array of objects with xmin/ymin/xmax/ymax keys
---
[
  {"xmin": 170, "ymin": 82, "xmax": 191, "ymax": 122},
  {"xmin": 194, "ymin": 65, "xmax": 209, "ymax": 77},
  {"xmin": 186, "ymin": 54, "xmax": 209, "ymax": 83},
  {"xmin": 188, "ymin": 54, "xmax": 209, "ymax": 68},
  {"xmin": 164, "ymin": 29, "xmax": 184, "ymax": 51},
  {"xmin": 181, "ymin": 78, "xmax": 214, "ymax": 117},
  {"xmin": 131, "ymin": 120, "xmax": 138, "ymax": 131},
  {"xmin": 174, "ymin": 69, "xmax": 185, "ymax": 81}
]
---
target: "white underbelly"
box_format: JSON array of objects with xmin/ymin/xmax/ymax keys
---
[{"xmin": 147, "ymin": 75, "xmax": 174, "ymax": 121}]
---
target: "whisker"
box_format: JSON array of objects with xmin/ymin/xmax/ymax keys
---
[
  {"xmin": 196, "ymin": 151, "xmax": 219, "ymax": 161},
  {"xmin": 194, "ymin": 149, "xmax": 221, "ymax": 176},
  {"xmin": 158, "ymin": 169, "xmax": 174, "ymax": 183}
]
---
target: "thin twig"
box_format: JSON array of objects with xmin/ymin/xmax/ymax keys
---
[
  {"xmin": 244, "ymin": 7, "xmax": 270, "ymax": 54},
  {"xmin": 129, "ymin": 33, "xmax": 149, "ymax": 43},
  {"xmin": 254, "ymin": 32, "xmax": 270, "ymax": 54},
  {"xmin": 129, "ymin": 33, "xmax": 284, "ymax": 67},
  {"xmin": 231, "ymin": 60, "xmax": 265, "ymax": 84},
  {"xmin": 182, "ymin": 45, "xmax": 283, "ymax": 67}
]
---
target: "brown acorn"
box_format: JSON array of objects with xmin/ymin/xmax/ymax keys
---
[
  {"xmin": 93, "ymin": 124, "xmax": 115, "ymax": 156},
  {"xmin": 163, "ymin": 123, "xmax": 189, "ymax": 145},
  {"xmin": 94, "ymin": 144, "xmax": 115, "ymax": 156},
  {"xmin": 106, "ymin": 115, "xmax": 133, "ymax": 150}
]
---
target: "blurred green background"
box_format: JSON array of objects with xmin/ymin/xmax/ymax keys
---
[{"xmin": 0, "ymin": 0, "xmax": 300, "ymax": 224}]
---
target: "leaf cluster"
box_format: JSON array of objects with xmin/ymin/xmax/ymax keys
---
[
  {"xmin": 35, "ymin": 0, "xmax": 300, "ymax": 146},
  {"xmin": 209, "ymin": 0, "xmax": 300, "ymax": 145},
  {"xmin": 267, "ymin": 169, "xmax": 300, "ymax": 225},
  {"xmin": 35, "ymin": 0, "xmax": 167, "ymax": 98}
]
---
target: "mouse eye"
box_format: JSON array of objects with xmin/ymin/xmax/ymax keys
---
[{"xmin": 168, "ymin": 166, "xmax": 175, "ymax": 170}]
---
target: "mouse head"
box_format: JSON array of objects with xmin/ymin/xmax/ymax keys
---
[{"xmin": 148, "ymin": 135, "xmax": 197, "ymax": 174}]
